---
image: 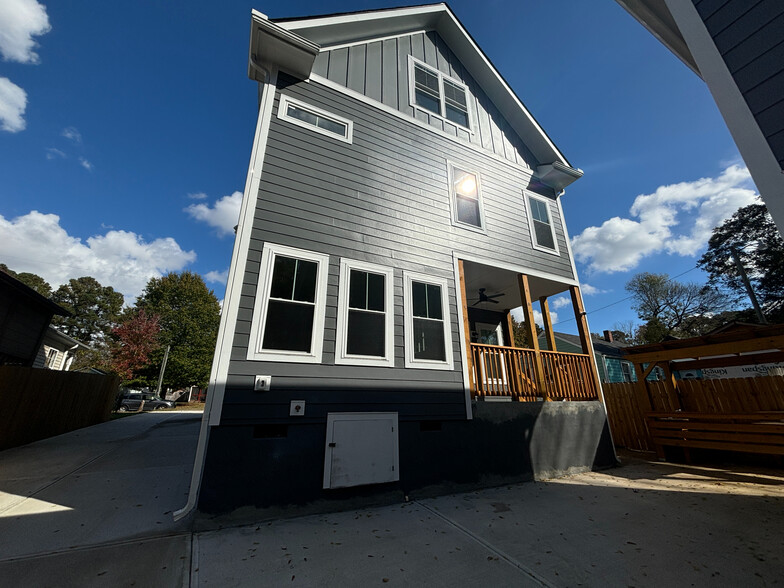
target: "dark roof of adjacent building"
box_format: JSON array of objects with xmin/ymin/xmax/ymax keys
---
[
  {"xmin": 540, "ymin": 331, "xmax": 629, "ymax": 358},
  {"xmin": 0, "ymin": 270, "xmax": 69, "ymax": 316}
]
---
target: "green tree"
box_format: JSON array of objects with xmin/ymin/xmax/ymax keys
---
[
  {"xmin": 511, "ymin": 316, "xmax": 543, "ymax": 348},
  {"xmin": 136, "ymin": 271, "xmax": 220, "ymax": 389},
  {"xmin": 51, "ymin": 277, "xmax": 124, "ymax": 345},
  {"xmin": 625, "ymin": 272, "xmax": 727, "ymax": 342},
  {"xmin": 0, "ymin": 264, "xmax": 52, "ymax": 297},
  {"xmin": 697, "ymin": 203, "xmax": 784, "ymax": 322}
]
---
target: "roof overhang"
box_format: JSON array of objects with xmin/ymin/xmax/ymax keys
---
[
  {"xmin": 45, "ymin": 326, "xmax": 89, "ymax": 350},
  {"xmin": 536, "ymin": 162, "xmax": 584, "ymax": 192},
  {"xmin": 614, "ymin": 0, "xmax": 701, "ymax": 77},
  {"xmin": 248, "ymin": 10, "xmax": 320, "ymax": 82},
  {"xmin": 265, "ymin": 4, "xmax": 574, "ymax": 170}
]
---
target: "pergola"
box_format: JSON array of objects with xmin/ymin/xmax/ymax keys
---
[{"xmin": 621, "ymin": 323, "xmax": 784, "ymax": 408}]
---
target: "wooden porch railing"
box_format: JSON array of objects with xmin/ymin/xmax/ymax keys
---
[{"xmin": 469, "ymin": 343, "xmax": 598, "ymax": 401}]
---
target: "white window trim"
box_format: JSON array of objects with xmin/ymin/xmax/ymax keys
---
[
  {"xmin": 408, "ymin": 55, "xmax": 473, "ymax": 133},
  {"xmin": 335, "ymin": 259, "xmax": 395, "ymax": 367},
  {"xmin": 447, "ymin": 161, "xmax": 487, "ymax": 233},
  {"xmin": 526, "ymin": 192, "xmax": 560, "ymax": 255},
  {"xmin": 278, "ymin": 94, "xmax": 354, "ymax": 144},
  {"xmin": 403, "ymin": 271, "xmax": 454, "ymax": 370},
  {"xmin": 247, "ymin": 242, "xmax": 330, "ymax": 363}
]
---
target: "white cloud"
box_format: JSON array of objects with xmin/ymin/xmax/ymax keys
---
[
  {"xmin": 187, "ymin": 192, "xmax": 208, "ymax": 200},
  {"xmin": 62, "ymin": 126, "xmax": 81, "ymax": 143},
  {"xmin": 510, "ymin": 306, "xmax": 557, "ymax": 328},
  {"xmin": 580, "ymin": 283, "xmax": 607, "ymax": 296},
  {"xmin": 79, "ymin": 157, "xmax": 92, "ymax": 171},
  {"xmin": 0, "ymin": 77, "xmax": 27, "ymax": 132},
  {"xmin": 0, "ymin": 211, "xmax": 196, "ymax": 305},
  {"xmin": 46, "ymin": 147, "xmax": 65, "ymax": 159},
  {"xmin": 571, "ymin": 165, "xmax": 759, "ymax": 273},
  {"xmin": 0, "ymin": 0, "xmax": 50, "ymax": 64},
  {"xmin": 550, "ymin": 296, "xmax": 571, "ymax": 310},
  {"xmin": 205, "ymin": 268, "xmax": 229, "ymax": 285},
  {"xmin": 184, "ymin": 191, "xmax": 242, "ymax": 237}
]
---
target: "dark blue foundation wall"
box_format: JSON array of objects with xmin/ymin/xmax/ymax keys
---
[{"xmin": 198, "ymin": 401, "xmax": 616, "ymax": 515}]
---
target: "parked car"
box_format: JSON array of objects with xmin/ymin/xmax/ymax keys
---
[{"xmin": 118, "ymin": 392, "xmax": 174, "ymax": 412}]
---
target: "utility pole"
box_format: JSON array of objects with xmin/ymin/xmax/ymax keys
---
[
  {"xmin": 155, "ymin": 345, "xmax": 171, "ymax": 397},
  {"xmin": 730, "ymin": 248, "xmax": 767, "ymax": 324}
]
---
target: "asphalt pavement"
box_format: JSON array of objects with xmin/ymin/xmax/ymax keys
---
[{"xmin": 1, "ymin": 410, "xmax": 782, "ymax": 587}]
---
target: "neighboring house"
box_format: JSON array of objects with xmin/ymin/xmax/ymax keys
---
[
  {"xmin": 615, "ymin": 1, "xmax": 784, "ymax": 235},
  {"xmin": 180, "ymin": 4, "xmax": 615, "ymax": 517},
  {"xmin": 32, "ymin": 327, "xmax": 89, "ymax": 371},
  {"xmin": 0, "ymin": 271, "xmax": 69, "ymax": 367},
  {"xmin": 539, "ymin": 330, "xmax": 638, "ymax": 383}
]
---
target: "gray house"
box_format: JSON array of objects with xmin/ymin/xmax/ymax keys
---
[{"xmin": 180, "ymin": 4, "xmax": 615, "ymax": 517}]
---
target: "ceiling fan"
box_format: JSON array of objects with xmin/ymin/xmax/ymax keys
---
[{"xmin": 471, "ymin": 288, "xmax": 505, "ymax": 306}]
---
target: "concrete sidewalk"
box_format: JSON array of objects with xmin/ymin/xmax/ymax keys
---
[{"xmin": 1, "ymin": 413, "xmax": 783, "ymax": 586}]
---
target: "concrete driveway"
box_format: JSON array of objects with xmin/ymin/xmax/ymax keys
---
[{"xmin": 1, "ymin": 412, "xmax": 782, "ymax": 587}]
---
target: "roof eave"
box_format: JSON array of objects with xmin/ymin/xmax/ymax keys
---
[
  {"xmin": 248, "ymin": 10, "xmax": 320, "ymax": 82},
  {"xmin": 614, "ymin": 0, "xmax": 702, "ymax": 77}
]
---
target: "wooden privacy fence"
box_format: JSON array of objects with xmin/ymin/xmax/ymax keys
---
[
  {"xmin": 0, "ymin": 366, "xmax": 120, "ymax": 451},
  {"xmin": 603, "ymin": 376, "xmax": 784, "ymax": 451}
]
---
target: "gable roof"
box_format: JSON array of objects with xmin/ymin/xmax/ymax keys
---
[{"xmin": 249, "ymin": 4, "xmax": 581, "ymax": 187}]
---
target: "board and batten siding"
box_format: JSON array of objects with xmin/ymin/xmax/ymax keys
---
[
  {"xmin": 693, "ymin": 0, "xmax": 784, "ymax": 168},
  {"xmin": 312, "ymin": 30, "xmax": 537, "ymax": 169},
  {"xmin": 220, "ymin": 73, "xmax": 575, "ymax": 425}
]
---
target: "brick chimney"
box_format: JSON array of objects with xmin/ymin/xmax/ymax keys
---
[{"xmin": 603, "ymin": 330, "xmax": 613, "ymax": 342}]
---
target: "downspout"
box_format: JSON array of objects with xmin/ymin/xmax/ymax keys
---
[{"xmin": 173, "ymin": 67, "xmax": 271, "ymax": 522}]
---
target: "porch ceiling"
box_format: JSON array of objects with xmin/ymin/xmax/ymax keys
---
[{"xmin": 462, "ymin": 260, "xmax": 570, "ymax": 311}]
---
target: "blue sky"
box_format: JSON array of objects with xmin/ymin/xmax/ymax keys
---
[{"xmin": 0, "ymin": 0, "xmax": 759, "ymax": 335}]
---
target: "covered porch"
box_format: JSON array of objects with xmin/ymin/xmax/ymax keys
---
[{"xmin": 457, "ymin": 258, "xmax": 601, "ymax": 402}]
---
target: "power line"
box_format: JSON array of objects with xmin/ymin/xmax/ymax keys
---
[{"xmin": 551, "ymin": 264, "xmax": 703, "ymax": 327}]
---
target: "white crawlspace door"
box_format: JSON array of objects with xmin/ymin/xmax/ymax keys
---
[{"xmin": 323, "ymin": 412, "xmax": 399, "ymax": 490}]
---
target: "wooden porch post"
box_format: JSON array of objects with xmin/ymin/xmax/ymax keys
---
[
  {"xmin": 458, "ymin": 260, "xmax": 476, "ymax": 398},
  {"xmin": 505, "ymin": 310, "xmax": 516, "ymax": 348},
  {"xmin": 569, "ymin": 286, "xmax": 603, "ymax": 401},
  {"xmin": 518, "ymin": 274, "xmax": 549, "ymax": 400},
  {"xmin": 539, "ymin": 296, "xmax": 557, "ymax": 351}
]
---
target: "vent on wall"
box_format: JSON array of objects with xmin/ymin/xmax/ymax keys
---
[{"xmin": 253, "ymin": 424, "xmax": 288, "ymax": 439}]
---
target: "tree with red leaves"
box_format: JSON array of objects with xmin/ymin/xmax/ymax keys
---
[{"xmin": 111, "ymin": 309, "xmax": 161, "ymax": 383}]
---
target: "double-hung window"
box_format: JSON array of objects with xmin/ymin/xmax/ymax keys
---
[
  {"xmin": 449, "ymin": 164, "xmax": 484, "ymax": 230},
  {"xmin": 409, "ymin": 57, "xmax": 471, "ymax": 130},
  {"xmin": 335, "ymin": 259, "xmax": 394, "ymax": 367},
  {"xmin": 248, "ymin": 243, "xmax": 329, "ymax": 363},
  {"xmin": 403, "ymin": 272, "xmax": 453, "ymax": 370},
  {"xmin": 526, "ymin": 194, "xmax": 559, "ymax": 254},
  {"xmin": 278, "ymin": 95, "xmax": 353, "ymax": 143}
]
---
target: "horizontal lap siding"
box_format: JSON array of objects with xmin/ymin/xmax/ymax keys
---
[
  {"xmin": 313, "ymin": 31, "xmax": 536, "ymax": 167},
  {"xmin": 694, "ymin": 0, "xmax": 784, "ymax": 167},
  {"xmin": 221, "ymin": 73, "xmax": 574, "ymax": 423}
]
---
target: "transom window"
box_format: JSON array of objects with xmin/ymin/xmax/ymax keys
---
[
  {"xmin": 404, "ymin": 272, "xmax": 453, "ymax": 370},
  {"xmin": 409, "ymin": 57, "xmax": 471, "ymax": 130},
  {"xmin": 527, "ymin": 194, "xmax": 558, "ymax": 253},
  {"xmin": 278, "ymin": 95, "xmax": 353, "ymax": 143},
  {"xmin": 449, "ymin": 164, "xmax": 484, "ymax": 229},
  {"xmin": 248, "ymin": 243, "xmax": 329, "ymax": 363},
  {"xmin": 336, "ymin": 259, "xmax": 394, "ymax": 366}
]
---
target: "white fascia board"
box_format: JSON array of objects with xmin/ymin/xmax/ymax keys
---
[
  {"xmin": 614, "ymin": 0, "xmax": 701, "ymax": 77},
  {"xmin": 276, "ymin": 4, "xmax": 574, "ymax": 170},
  {"xmin": 249, "ymin": 11, "xmax": 320, "ymax": 81},
  {"xmin": 433, "ymin": 10, "xmax": 571, "ymax": 168},
  {"xmin": 276, "ymin": 4, "xmax": 446, "ymax": 46}
]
